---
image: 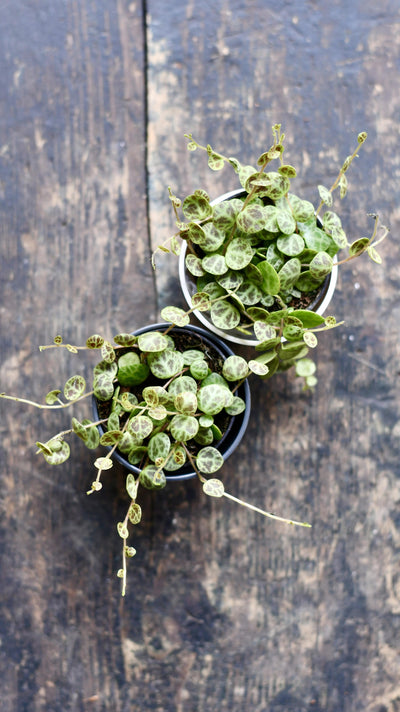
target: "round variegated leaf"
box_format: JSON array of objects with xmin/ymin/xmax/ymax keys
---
[
  {"xmin": 128, "ymin": 415, "xmax": 154, "ymax": 439},
  {"xmin": 148, "ymin": 405, "xmax": 168, "ymax": 421},
  {"xmin": 212, "ymin": 198, "xmax": 244, "ymax": 230},
  {"xmin": 81, "ymin": 419, "xmax": 100, "ymax": 449},
  {"xmin": 235, "ymin": 281, "xmax": 263, "ymax": 305},
  {"xmin": 203, "ymin": 478, "xmax": 224, "ymax": 497},
  {"xmin": 118, "ymin": 352, "xmax": 150, "ymax": 387},
  {"xmin": 128, "ymin": 502, "xmax": 142, "ymax": 525},
  {"xmin": 247, "ymin": 306, "xmax": 270, "ymax": 321},
  {"xmin": 197, "ymin": 447, "xmax": 224, "ymax": 474},
  {"xmin": 160, "ymin": 306, "xmax": 190, "ymax": 327},
  {"xmin": 185, "ymin": 253, "xmax": 205, "ymax": 277},
  {"xmin": 107, "ymin": 411, "xmax": 120, "ymax": 432},
  {"xmin": 322, "ymin": 210, "xmax": 342, "ymax": 231},
  {"xmin": 303, "ymin": 331, "xmax": 318, "ymax": 348},
  {"xmin": 93, "ymin": 359, "xmax": 118, "ymax": 380},
  {"xmin": 276, "ymin": 209, "xmax": 297, "ymax": 235},
  {"xmin": 201, "ymin": 372, "xmax": 229, "ymax": 388},
  {"xmin": 330, "ymin": 226, "xmax": 347, "ymax": 249},
  {"xmin": 188, "ymin": 222, "xmax": 206, "ymax": 246},
  {"xmin": 277, "ymin": 233, "xmax": 305, "ymax": 257},
  {"xmin": 252, "ymin": 171, "xmax": 290, "ymax": 200},
  {"xmin": 99, "ymin": 430, "xmax": 123, "ymax": 446},
  {"xmin": 182, "ymin": 349, "xmax": 205, "ymax": 365},
  {"xmin": 72, "ymin": 417, "xmax": 89, "ymax": 442},
  {"xmin": 210, "ymin": 300, "xmax": 241, "ymax": 330},
  {"xmin": 189, "ymin": 359, "xmax": 209, "ymax": 380},
  {"xmin": 195, "ymin": 427, "xmax": 215, "ymax": 446},
  {"xmin": 163, "ymin": 445, "xmax": 187, "ymax": 471},
  {"xmin": 349, "ymin": 237, "xmax": 370, "ymax": 257},
  {"xmin": 222, "ymin": 355, "xmax": 249, "ymax": 381},
  {"xmin": 45, "ymin": 389, "xmax": 61, "ymax": 405},
  {"xmin": 148, "ymin": 432, "xmax": 171, "ymax": 463},
  {"xmin": 318, "ymin": 184, "xmax": 333, "ymax": 206},
  {"xmin": 149, "ymin": 349, "xmax": 184, "ymax": 379},
  {"xmin": 128, "ymin": 446, "xmax": 147, "ymax": 465},
  {"xmin": 224, "ymin": 395, "xmax": 246, "ymax": 414},
  {"xmin": 142, "ymin": 386, "xmax": 160, "ymax": 406},
  {"xmin": 117, "ymin": 522, "xmax": 129, "ymax": 539},
  {"xmin": 287, "ymin": 194, "xmax": 315, "ymax": 222},
  {"xmin": 197, "ymin": 384, "xmax": 233, "ymax": 415},
  {"xmin": 137, "ymin": 331, "xmax": 169, "ymax": 353},
  {"xmin": 253, "ymin": 321, "xmax": 276, "ymax": 343},
  {"xmin": 248, "ymin": 360, "xmax": 270, "ymax": 376},
  {"xmin": 309, "ymin": 251, "xmax": 333, "ymax": 279},
  {"xmin": 257, "ymin": 260, "xmax": 280, "ymax": 295},
  {"xmin": 278, "ymin": 258, "xmax": 301, "ymax": 290},
  {"xmin": 169, "ymin": 414, "xmax": 199, "ymax": 442},
  {"xmin": 235, "ymin": 203, "xmax": 267, "ymax": 234},
  {"xmin": 199, "ymin": 222, "xmax": 226, "ymax": 251},
  {"xmin": 191, "ymin": 291, "xmax": 211, "ymax": 312},
  {"xmin": 41, "ymin": 440, "xmax": 70, "ymax": 465},
  {"xmin": 64, "ymin": 375, "xmax": 86, "ymax": 401},
  {"xmin": 367, "ymin": 246, "xmax": 382, "ymax": 264},
  {"xmin": 182, "ymin": 192, "xmax": 212, "ymax": 221},
  {"xmin": 101, "ymin": 341, "xmax": 115, "ymax": 363},
  {"xmin": 202, "ymin": 281, "xmax": 226, "ymax": 299},
  {"xmin": 295, "ymin": 271, "xmax": 324, "ymax": 293},
  {"xmin": 201, "ymin": 253, "xmax": 228, "ymax": 276},
  {"xmin": 94, "ymin": 456, "xmax": 114, "ymax": 471},
  {"xmin": 280, "ymin": 341, "xmax": 309, "ymax": 361},
  {"xmin": 86, "ymin": 334, "xmax": 104, "ymax": 349},
  {"xmin": 120, "ymin": 392, "xmax": 139, "ymax": 411},
  {"xmin": 118, "ymin": 431, "xmax": 136, "ymax": 454},
  {"xmin": 266, "ymin": 243, "xmax": 285, "ymax": 271},
  {"xmin": 225, "ymin": 238, "xmax": 254, "ymax": 270},
  {"xmin": 174, "ymin": 391, "xmax": 198, "ymax": 415},
  {"xmin": 295, "ymin": 358, "xmax": 317, "ymax": 377},
  {"xmin": 244, "ymin": 263, "xmax": 263, "ymax": 286},
  {"xmin": 168, "ymin": 375, "xmax": 197, "ymax": 395},
  {"xmin": 199, "ymin": 414, "xmax": 214, "ymax": 428},
  {"xmin": 126, "ymin": 473, "xmax": 139, "ymax": 500},
  {"xmin": 113, "ymin": 333, "xmax": 137, "ymax": 347},
  {"xmin": 282, "ymin": 324, "xmax": 304, "ymax": 341}
]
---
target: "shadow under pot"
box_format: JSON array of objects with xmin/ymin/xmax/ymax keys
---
[
  {"xmin": 179, "ymin": 189, "xmax": 338, "ymax": 346},
  {"xmin": 92, "ymin": 323, "xmax": 251, "ymax": 482}
]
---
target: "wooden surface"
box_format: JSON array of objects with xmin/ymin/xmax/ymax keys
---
[{"xmin": 1, "ymin": 1, "xmax": 400, "ymax": 711}]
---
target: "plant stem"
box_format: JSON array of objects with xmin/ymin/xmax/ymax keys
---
[{"xmin": 222, "ymin": 491, "xmax": 311, "ymax": 527}]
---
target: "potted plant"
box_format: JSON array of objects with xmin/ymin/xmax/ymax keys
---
[
  {"xmin": 0, "ymin": 316, "xmax": 310, "ymax": 595},
  {"xmin": 154, "ymin": 126, "xmax": 389, "ymax": 360}
]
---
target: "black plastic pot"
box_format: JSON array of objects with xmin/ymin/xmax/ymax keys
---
[{"xmin": 92, "ymin": 323, "xmax": 251, "ymax": 482}]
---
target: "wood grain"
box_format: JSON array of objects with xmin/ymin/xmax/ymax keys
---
[{"xmin": 1, "ymin": 0, "xmax": 400, "ymax": 710}]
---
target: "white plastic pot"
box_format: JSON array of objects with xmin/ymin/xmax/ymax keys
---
[{"xmin": 178, "ymin": 189, "xmax": 338, "ymax": 346}]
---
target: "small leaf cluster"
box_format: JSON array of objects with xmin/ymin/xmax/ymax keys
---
[{"xmin": 156, "ymin": 126, "xmax": 388, "ymax": 343}]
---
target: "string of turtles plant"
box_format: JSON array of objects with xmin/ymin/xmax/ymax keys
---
[
  {"xmin": 153, "ymin": 125, "xmax": 389, "ymax": 386},
  {"xmin": 1, "ymin": 322, "xmax": 310, "ymax": 596}
]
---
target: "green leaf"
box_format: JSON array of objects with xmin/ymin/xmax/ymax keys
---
[
  {"xmin": 278, "ymin": 258, "xmax": 301, "ymax": 290},
  {"xmin": 39, "ymin": 440, "xmax": 70, "ymax": 465},
  {"xmin": 330, "ymin": 226, "xmax": 348, "ymax": 249},
  {"xmin": 278, "ymin": 164, "xmax": 297, "ymax": 178},
  {"xmin": 86, "ymin": 334, "xmax": 105, "ymax": 349},
  {"xmin": 287, "ymin": 194, "xmax": 315, "ymax": 222},
  {"xmin": 185, "ymin": 253, "xmax": 205, "ymax": 277},
  {"xmin": 191, "ymin": 291, "xmax": 212, "ymax": 312},
  {"xmin": 128, "ymin": 415, "xmax": 154, "ymax": 439},
  {"xmin": 45, "ymin": 389, "xmax": 61, "ymax": 405},
  {"xmin": 174, "ymin": 391, "xmax": 198, "ymax": 415},
  {"xmin": 64, "ymin": 375, "xmax": 86, "ymax": 401},
  {"xmin": 99, "ymin": 430, "xmax": 123, "ymax": 446},
  {"xmin": 168, "ymin": 375, "xmax": 198, "ymax": 395},
  {"xmin": 367, "ymin": 246, "xmax": 382, "ymax": 264},
  {"xmin": 303, "ymin": 331, "xmax": 318, "ymax": 348},
  {"xmin": 117, "ymin": 522, "xmax": 129, "ymax": 539},
  {"xmin": 197, "ymin": 447, "xmax": 224, "ymax": 474},
  {"xmin": 247, "ymin": 360, "xmax": 269, "ymax": 376},
  {"xmin": 72, "ymin": 417, "xmax": 89, "ymax": 442},
  {"xmin": 94, "ymin": 456, "xmax": 114, "ymax": 471},
  {"xmin": 203, "ymin": 478, "xmax": 225, "ymax": 497},
  {"xmin": 349, "ymin": 238, "xmax": 370, "ymax": 257},
  {"xmin": 82, "ymin": 419, "xmax": 100, "ymax": 449},
  {"xmin": 250, "ymin": 171, "xmax": 290, "ymax": 200},
  {"xmin": 139, "ymin": 464, "xmax": 166, "ymax": 490},
  {"xmin": 163, "ymin": 445, "xmax": 187, "ymax": 471},
  {"xmin": 118, "ymin": 352, "xmax": 150, "ymax": 386},
  {"xmin": 212, "ymin": 199, "xmax": 244, "ymax": 231},
  {"xmin": 294, "ymin": 271, "xmax": 323, "ymax": 293},
  {"xmin": 257, "ymin": 260, "xmax": 280, "ymax": 295},
  {"xmin": 93, "ymin": 373, "xmax": 114, "ymax": 401},
  {"xmin": 235, "ymin": 281, "xmax": 263, "ymax": 306},
  {"xmin": 291, "ymin": 309, "xmax": 326, "ymax": 328},
  {"xmin": 253, "ymin": 321, "xmax": 276, "ymax": 342},
  {"xmin": 189, "ymin": 359, "xmax": 209, "ymax": 379},
  {"xmin": 101, "ymin": 341, "xmax": 115, "ymax": 363},
  {"xmin": 276, "ymin": 209, "xmax": 297, "ymax": 235},
  {"xmin": 236, "ymin": 204, "xmax": 268, "ymax": 234},
  {"xmin": 295, "ymin": 358, "xmax": 317, "ymax": 377},
  {"xmin": 160, "ymin": 306, "xmax": 190, "ymax": 327}
]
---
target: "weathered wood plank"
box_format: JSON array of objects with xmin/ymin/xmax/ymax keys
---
[{"xmin": 146, "ymin": 1, "xmax": 400, "ymax": 711}]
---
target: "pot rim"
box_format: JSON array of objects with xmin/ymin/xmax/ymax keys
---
[
  {"xmin": 92, "ymin": 322, "xmax": 251, "ymax": 482},
  {"xmin": 178, "ymin": 188, "xmax": 338, "ymax": 346}
]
